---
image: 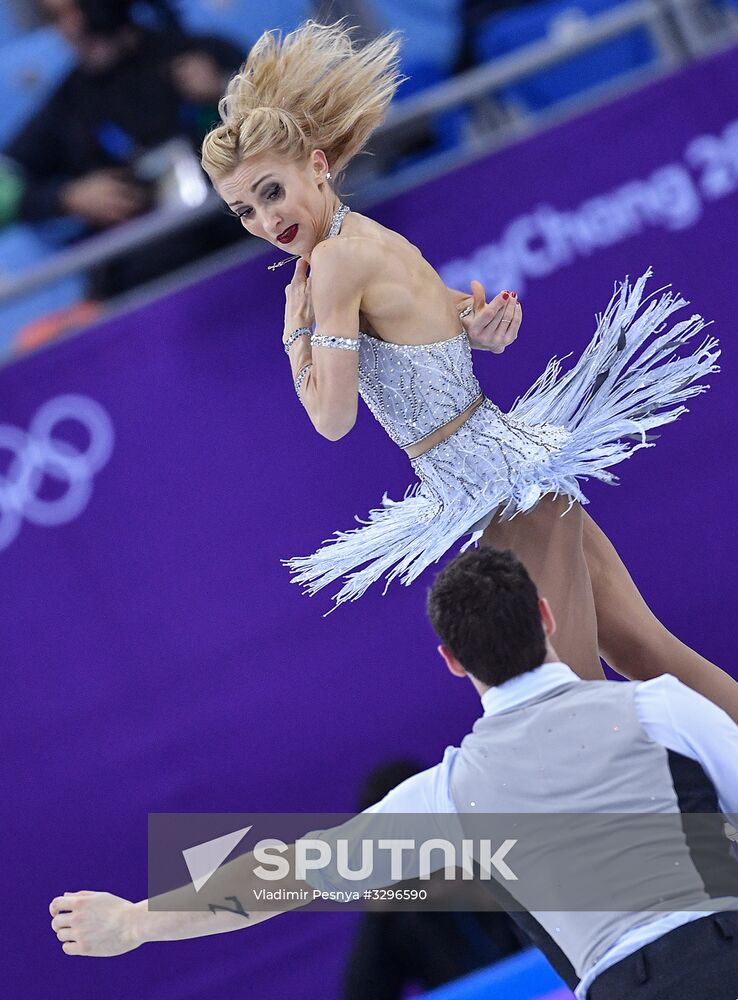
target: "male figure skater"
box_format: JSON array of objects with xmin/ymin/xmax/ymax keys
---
[{"xmin": 50, "ymin": 549, "xmax": 738, "ymax": 998}]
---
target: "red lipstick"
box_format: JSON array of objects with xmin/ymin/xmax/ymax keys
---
[{"xmin": 277, "ymin": 224, "xmax": 299, "ymax": 245}]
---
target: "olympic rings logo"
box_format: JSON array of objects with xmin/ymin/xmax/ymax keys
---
[{"xmin": 0, "ymin": 394, "xmax": 114, "ymax": 553}]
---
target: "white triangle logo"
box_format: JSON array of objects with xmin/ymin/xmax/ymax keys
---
[{"xmin": 183, "ymin": 825, "xmax": 253, "ymax": 892}]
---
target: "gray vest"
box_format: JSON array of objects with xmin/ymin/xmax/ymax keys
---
[{"xmin": 450, "ymin": 679, "xmax": 723, "ymax": 978}]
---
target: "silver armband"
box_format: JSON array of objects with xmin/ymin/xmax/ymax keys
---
[
  {"xmin": 283, "ymin": 326, "xmax": 312, "ymax": 353},
  {"xmin": 311, "ymin": 334, "xmax": 360, "ymax": 351},
  {"xmin": 294, "ymin": 363, "xmax": 313, "ymax": 404}
]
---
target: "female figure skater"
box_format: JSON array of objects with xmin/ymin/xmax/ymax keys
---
[{"xmin": 201, "ymin": 21, "xmax": 738, "ymax": 721}]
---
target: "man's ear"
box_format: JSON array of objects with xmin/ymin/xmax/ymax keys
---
[
  {"xmin": 437, "ymin": 643, "xmax": 466, "ymax": 679},
  {"xmin": 539, "ymin": 597, "xmax": 557, "ymax": 638}
]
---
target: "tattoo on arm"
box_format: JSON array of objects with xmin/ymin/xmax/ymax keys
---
[{"xmin": 208, "ymin": 896, "xmax": 250, "ymax": 919}]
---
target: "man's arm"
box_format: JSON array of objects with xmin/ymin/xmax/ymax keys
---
[
  {"xmin": 49, "ymin": 844, "xmax": 306, "ymax": 956},
  {"xmin": 49, "ymin": 757, "xmax": 460, "ymax": 957},
  {"xmin": 48, "ymin": 801, "xmax": 454, "ymax": 958}
]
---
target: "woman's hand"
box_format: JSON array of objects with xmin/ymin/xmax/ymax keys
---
[
  {"xmin": 283, "ymin": 258, "xmax": 314, "ymax": 343},
  {"xmin": 49, "ymin": 890, "xmax": 144, "ymax": 957},
  {"xmin": 459, "ymin": 281, "xmax": 522, "ymax": 353}
]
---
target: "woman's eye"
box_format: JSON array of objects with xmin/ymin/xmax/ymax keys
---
[{"xmin": 267, "ymin": 185, "xmax": 282, "ymax": 201}]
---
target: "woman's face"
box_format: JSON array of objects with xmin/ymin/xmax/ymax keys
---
[{"xmin": 215, "ymin": 151, "xmax": 332, "ymax": 258}]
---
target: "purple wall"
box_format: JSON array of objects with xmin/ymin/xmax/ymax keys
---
[{"xmin": 4, "ymin": 44, "xmax": 738, "ymax": 998}]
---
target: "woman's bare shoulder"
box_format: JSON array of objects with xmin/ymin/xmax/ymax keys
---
[{"xmin": 310, "ymin": 228, "xmax": 385, "ymax": 288}]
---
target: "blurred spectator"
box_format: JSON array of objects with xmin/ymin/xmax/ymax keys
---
[
  {"xmin": 3, "ymin": 0, "xmax": 248, "ymax": 298},
  {"xmin": 6, "ymin": 0, "xmax": 45, "ymax": 31},
  {"xmin": 343, "ymin": 759, "xmax": 525, "ymax": 1000}
]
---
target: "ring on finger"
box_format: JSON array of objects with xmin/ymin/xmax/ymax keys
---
[{"xmin": 501, "ymin": 311, "xmax": 517, "ymax": 333}]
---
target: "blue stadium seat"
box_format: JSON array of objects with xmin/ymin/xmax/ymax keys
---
[
  {"xmin": 0, "ymin": 224, "xmax": 85, "ymax": 359},
  {"xmin": 473, "ymin": 0, "xmax": 656, "ymax": 112},
  {"xmin": 374, "ymin": 0, "xmax": 463, "ymax": 78},
  {"xmin": 0, "ymin": 28, "xmax": 75, "ymax": 149},
  {"xmin": 176, "ymin": 0, "xmax": 311, "ymax": 50},
  {"xmin": 373, "ymin": 0, "xmax": 467, "ymax": 169},
  {"xmin": 393, "ymin": 61, "xmax": 469, "ymax": 167}
]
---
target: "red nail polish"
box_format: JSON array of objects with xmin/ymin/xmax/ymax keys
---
[
  {"xmin": 511, "ymin": 292, "xmax": 517, "ymax": 298},
  {"xmin": 502, "ymin": 292, "xmax": 509, "ymax": 300}
]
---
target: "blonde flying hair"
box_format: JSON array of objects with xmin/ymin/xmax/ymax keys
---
[{"xmin": 201, "ymin": 19, "xmax": 405, "ymax": 184}]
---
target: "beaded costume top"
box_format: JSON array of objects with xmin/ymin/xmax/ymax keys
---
[
  {"xmin": 357, "ymin": 330, "xmax": 483, "ymax": 449},
  {"xmin": 319, "ymin": 202, "xmax": 484, "ymax": 450}
]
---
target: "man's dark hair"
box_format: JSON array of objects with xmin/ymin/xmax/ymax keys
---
[{"xmin": 426, "ymin": 548, "xmax": 546, "ymax": 687}]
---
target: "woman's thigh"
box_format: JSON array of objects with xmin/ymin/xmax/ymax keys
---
[
  {"xmin": 580, "ymin": 509, "xmax": 663, "ymax": 669},
  {"xmin": 480, "ymin": 494, "xmax": 603, "ymax": 680}
]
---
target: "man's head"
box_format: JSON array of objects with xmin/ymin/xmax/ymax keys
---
[{"xmin": 427, "ymin": 548, "xmax": 556, "ymax": 692}]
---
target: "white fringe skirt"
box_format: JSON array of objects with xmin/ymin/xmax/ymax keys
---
[{"xmin": 282, "ymin": 270, "xmax": 720, "ymax": 614}]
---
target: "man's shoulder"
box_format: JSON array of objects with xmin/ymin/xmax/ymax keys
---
[{"xmin": 634, "ymin": 673, "xmax": 684, "ymax": 696}]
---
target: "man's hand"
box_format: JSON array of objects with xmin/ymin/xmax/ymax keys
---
[
  {"xmin": 49, "ymin": 890, "xmax": 144, "ymax": 957},
  {"xmin": 283, "ymin": 258, "xmax": 314, "ymax": 340},
  {"xmin": 59, "ymin": 170, "xmax": 149, "ymax": 227},
  {"xmin": 457, "ymin": 281, "xmax": 522, "ymax": 353}
]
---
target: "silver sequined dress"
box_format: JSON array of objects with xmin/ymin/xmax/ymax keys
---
[{"xmin": 283, "ymin": 268, "xmax": 719, "ymax": 613}]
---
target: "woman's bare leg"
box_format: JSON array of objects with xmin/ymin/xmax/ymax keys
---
[
  {"xmin": 480, "ymin": 495, "xmax": 604, "ymax": 680},
  {"xmin": 582, "ymin": 509, "xmax": 738, "ymax": 724}
]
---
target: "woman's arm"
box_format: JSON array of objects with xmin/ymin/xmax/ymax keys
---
[
  {"xmin": 448, "ymin": 281, "xmax": 522, "ymax": 354},
  {"xmin": 283, "ymin": 242, "xmax": 366, "ymax": 441}
]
